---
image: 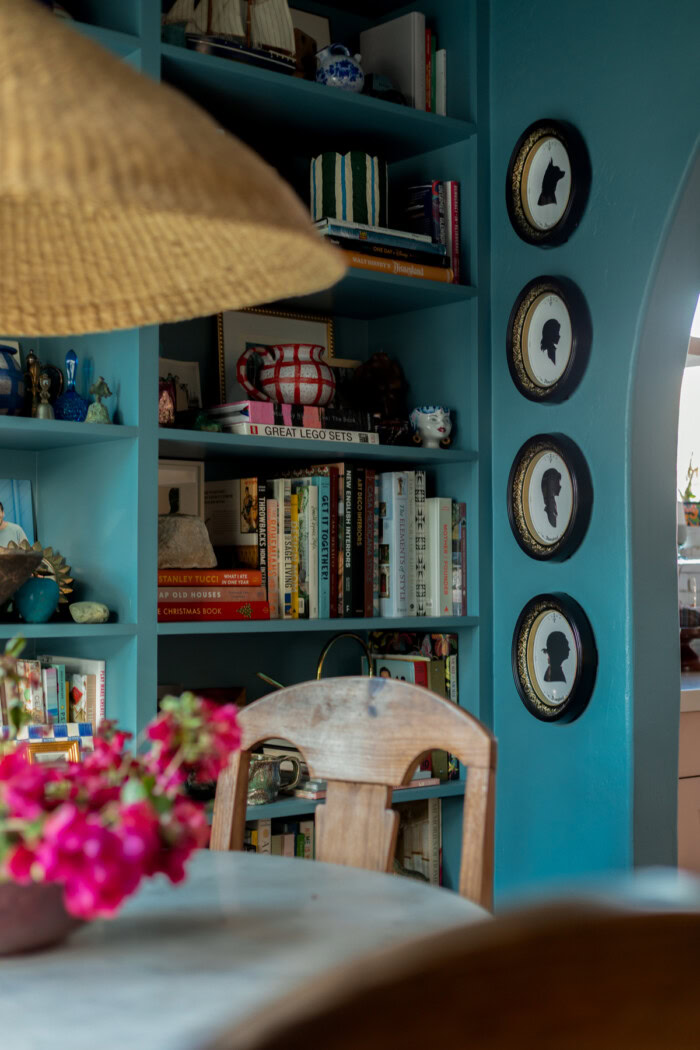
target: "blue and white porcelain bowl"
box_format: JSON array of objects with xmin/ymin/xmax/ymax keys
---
[{"xmin": 316, "ymin": 45, "xmax": 364, "ymax": 93}]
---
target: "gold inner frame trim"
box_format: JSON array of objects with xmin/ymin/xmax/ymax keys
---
[
  {"xmin": 510, "ymin": 282, "xmax": 563, "ymax": 398},
  {"xmin": 26, "ymin": 739, "xmax": 81, "ymax": 764},
  {"xmin": 516, "ymin": 599, "xmax": 571, "ymax": 716},
  {"xmin": 217, "ymin": 307, "xmax": 335, "ymax": 404},
  {"xmin": 509, "ymin": 125, "xmax": 566, "ymax": 241},
  {"xmin": 511, "ymin": 439, "xmax": 569, "ymax": 558}
]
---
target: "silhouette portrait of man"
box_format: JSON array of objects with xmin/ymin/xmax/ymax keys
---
[
  {"xmin": 538, "ymin": 158, "xmax": 565, "ymax": 206},
  {"xmin": 541, "ymin": 467, "xmax": 562, "ymax": 529},
  {"xmin": 540, "ymin": 318, "xmax": 561, "ymax": 365},
  {"xmin": 542, "ymin": 630, "xmax": 570, "ymax": 682}
]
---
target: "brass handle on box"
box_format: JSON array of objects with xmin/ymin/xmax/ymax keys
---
[{"xmin": 315, "ymin": 632, "xmax": 373, "ymax": 680}]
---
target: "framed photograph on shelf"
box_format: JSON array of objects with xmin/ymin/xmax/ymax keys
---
[
  {"xmin": 0, "ymin": 478, "xmax": 35, "ymax": 548},
  {"xmin": 27, "ymin": 739, "xmax": 81, "ymax": 765},
  {"xmin": 158, "ymin": 459, "xmax": 205, "ymax": 519},
  {"xmin": 218, "ymin": 308, "xmax": 335, "ymax": 403},
  {"xmin": 511, "ymin": 592, "xmax": 597, "ymax": 723}
]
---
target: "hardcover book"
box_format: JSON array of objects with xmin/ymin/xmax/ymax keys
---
[
  {"xmin": 157, "ymin": 601, "xmax": 270, "ymax": 622},
  {"xmin": 290, "ymin": 491, "xmax": 300, "ymax": 619},
  {"xmin": 38, "ymin": 654, "xmax": 105, "ymax": 728},
  {"xmin": 379, "ymin": 472, "xmax": 409, "ymax": 617},
  {"xmin": 157, "ymin": 587, "xmax": 267, "ymax": 602},
  {"xmin": 226, "ymin": 422, "xmax": 379, "ymax": 444},
  {"xmin": 266, "ymin": 497, "xmax": 280, "ymax": 618},
  {"xmin": 426, "ymin": 497, "xmax": 452, "ymax": 616},
  {"xmin": 157, "ymin": 569, "xmax": 263, "ymax": 587},
  {"xmin": 415, "ymin": 469, "xmax": 427, "ymax": 616}
]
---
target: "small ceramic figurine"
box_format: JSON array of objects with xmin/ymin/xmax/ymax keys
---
[
  {"xmin": 410, "ymin": 405, "xmax": 453, "ymax": 449},
  {"xmin": 36, "ymin": 372, "xmax": 55, "ymax": 419},
  {"xmin": 86, "ymin": 377, "xmax": 113, "ymax": 424},
  {"xmin": 315, "ymin": 45, "xmax": 364, "ymax": 92},
  {"xmin": 54, "ymin": 350, "xmax": 89, "ymax": 422}
]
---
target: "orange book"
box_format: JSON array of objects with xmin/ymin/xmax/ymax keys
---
[{"xmin": 341, "ymin": 250, "xmax": 454, "ymax": 284}]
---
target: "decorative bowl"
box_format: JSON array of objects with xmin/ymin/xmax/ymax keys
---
[
  {"xmin": 0, "ymin": 881, "xmax": 82, "ymax": 955},
  {"xmin": 0, "ymin": 548, "xmax": 43, "ymax": 606}
]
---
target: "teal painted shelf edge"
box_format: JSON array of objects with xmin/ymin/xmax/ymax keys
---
[
  {"xmin": 0, "ymin": 418, "xmax": 138, "ymax": 452},
  {"xmin": 236, "ymin": 780, "xmax": 466, "ymax": 821},
  {"xmin": 0, "ymin": 623, "xmax": 138, "ymax": 641},
  {"xmin": 158, "ymin": 616, "xmax": 479, "ymax": 636},
  {"xmin": 71, "ymin": 21, "xmax": 141, "ymax": 58}
]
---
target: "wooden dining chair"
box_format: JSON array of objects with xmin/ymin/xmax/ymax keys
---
[
  {"xmin": 200, "ymin": 904, "xmax": 700, "ymax": 1050},
  {"xmin": 210, "ymin": 676, "xmax": 496, "ymax": 909}
]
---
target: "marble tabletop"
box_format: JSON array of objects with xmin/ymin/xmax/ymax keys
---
[{"xmin": 0, "ymin": 851, "xmax": 487, "ymax": 1050}]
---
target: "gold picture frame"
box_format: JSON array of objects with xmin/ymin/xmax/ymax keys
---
[
  {"xmin": 26, "ymin": 739, "xmax": 81, "ymax": 765},
  {"xmin": 217, "ymin": 307, "xmax": 335, "ymax": 404}
]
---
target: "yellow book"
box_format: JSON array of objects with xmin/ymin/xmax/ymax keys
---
[{"xmin": 290, "ymin": 493, "xmax": 299, "ymax": 619}]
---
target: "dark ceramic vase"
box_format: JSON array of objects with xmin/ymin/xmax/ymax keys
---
[
  {"xmin": 0, "ymin": 881, "xmax": 82, "ymax": 955},
  {"xmin": 14, "ymin": 576, "xmax": 60, "ymax": 623}
]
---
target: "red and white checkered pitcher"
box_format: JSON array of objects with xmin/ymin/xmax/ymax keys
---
[{"xmin": 236, "ymin": 343, "xmax": 336, "ymax": 406}]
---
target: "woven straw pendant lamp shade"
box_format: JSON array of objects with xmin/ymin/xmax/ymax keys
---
[{"xmin": 0, "ymin": 2, "xmax": 345, "ymax": 336}]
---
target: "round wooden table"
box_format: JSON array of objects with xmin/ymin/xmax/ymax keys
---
[{"xmin": 0, "ymin": 851, "xmax": 487, "ymax": 1050}]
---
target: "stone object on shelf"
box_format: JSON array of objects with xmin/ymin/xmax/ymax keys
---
[
  {"xmin": 0, "ymin": 547, "xmax": 43, "ymax": 606},
  {"xmin": 69, "ymin": 601, "xmax": 110, "ymax": 624},
  {"xmin": 14, "ymin": 576, "xmax": 60, "ymax": 624},
  {"xmin": 158, "ymin": 515, "xmax": 217, "ymax": 569}
]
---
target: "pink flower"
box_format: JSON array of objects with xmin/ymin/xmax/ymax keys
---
[{"xmin": 6, "ymin": 844, "xmax": 36, "ymax": 883}]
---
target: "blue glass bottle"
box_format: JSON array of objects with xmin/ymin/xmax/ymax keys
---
[{"xmin": 54, "ymin": 350, "xmax": 89, "ymax": 422}]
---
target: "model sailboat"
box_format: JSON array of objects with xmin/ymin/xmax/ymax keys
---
[{"xmin": 164, "ymin": 0, "xmax": 296, "ymax": 70}]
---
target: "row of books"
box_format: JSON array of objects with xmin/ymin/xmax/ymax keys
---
[
  {"xmin": 403, "ymin": 180, "xmax": 461, "ymax": 284},
  {"xmin": 0, "ymin": 654, "xmax": 106, "ymax": 730},
  {"xmin": 187, "ymin": 471, "xmax": 467, "ymax": 622},
  {"xmin": 315, "ymin": 216, "xmax": 454, "ymax": 285},
  {"xmin": 244, "ymin": 798, "xmax": 442, "ymax": 885}
]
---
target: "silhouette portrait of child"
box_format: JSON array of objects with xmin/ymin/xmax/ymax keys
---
[
  {"xmin": 542, "ymin": 630, "xmax": 570, "ymax": 682},
  {"xmin": 541, "ymin": 467, "xmax": 562, "ymax": 529},
  {"xmin": 540, "ymin": 317, "xmax": 561, "ymax": 365}
]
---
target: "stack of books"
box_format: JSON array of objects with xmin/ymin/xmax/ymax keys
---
[
  {"xmin": 315, "ymin": 217, "xmax": 453, "ymax": 285},
  {"xmin": 199, "ymin": 399, "xmax": 380, "ymax": 446},
  {"xmin": 203, "ymin": 470, "xmax": 468, "ymax": 622},
  {"xmin": 0, "ymin": 653, "xmax": 105, "ymax": 741},
  {"xmin": 244, "ymin": 818, "xmax": 315, "ymax": 858},
  {"xmin": 403, "ymin": 180, "xmax": 461, "ymax": 284},
  {"xmin": 157, "ymin": 568, "xmax": 270, "ymax": 623}
]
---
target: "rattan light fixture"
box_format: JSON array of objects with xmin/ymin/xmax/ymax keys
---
[{"xmin": 0, "ymin": 2, "xmax": 345, "ymax": 336}]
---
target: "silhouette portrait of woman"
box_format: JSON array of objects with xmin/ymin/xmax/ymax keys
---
[
  {"xmin": 540, "ymin": 317, "xmax": 561, "ymax": 365},
  {"xmin": 538, "ymin": 158, "xmax": 565, "ymax": 206},
  {"xmin": 542, "ymin": 630, "xmax": 570, "ymax": 682},
  {"xmin": 541, "ymin": 467, "xmax": 562, "ymax": 529}
]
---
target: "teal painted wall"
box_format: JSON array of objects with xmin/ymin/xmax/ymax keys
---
[{"xmin": 490, "ymin": 1, "xmax": 700, "ymax": 895}]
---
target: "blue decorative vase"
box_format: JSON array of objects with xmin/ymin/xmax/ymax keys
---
[
  {"xmin": 0, "ymin": 344, "xmax": 25, "ymax": 416},
  {"xmin": 54, "ymin": 350, "xmax": 89, "ymax": 422},
  {"xmin": 316, "ymin": 45, "xmax": 365, "ymax": 92},
  {"xmin": 14, "ymin": 576, "xmax": 60, "ymax": 624}
]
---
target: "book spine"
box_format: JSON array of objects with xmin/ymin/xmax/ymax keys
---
[
  {"xmin": 157, "ymin": 570, "xmax": 263, "ymax": 586},
  {"xmin": 294, "ymin": 484, "xmax": 309, "ymax": 618},
  {"xmin": 343, "ymin": 465, "xmax": 354, "ymax": 618},
  {"xmin": 435, "ymin": 48, "xmax": 446, "ymax": 115},
  {"xmin": 425, "ymin": 27, "xmax": 432, "ymax": 111},
  {"xmin": 460, "ymin": 504, "xmax": 467, "ymax": 616},
  {"xmin": 430, "ymin": 29, "xmax": 436, "ymax": 113},
  {"xmin": 299, "ymin": 819, "xmax": 315, "ymax": 859},
  {"xmin": 403, "ymin": 185, "xmax": 435, "ymax": 239},
  {"xmin": 227, "ymin": 402, "xmax": 323, "ymax": 427},
  {"xmin": 157, "ymin": 601, "xmax": 271, "ymax": 622},
  {"xmin": 41, "ymin": 667, "xmax": 58, "ymax": 721},
  {"xmin": 431, "ymin": 180, "xmax": 441, "ymax": 244},
  {"xmin": 452, "ymin": 501, "xmax": 467, "ymax": 616},
  {"xmin": 290, "ymin": 491, "xmax": 300, "ymax": 619},
  {"xmin": 228, "ymin": 421, "xmax": 379, "ymax": 444},
  {"xmin": 308, "ymin": 483, "xmax": 319, "ymax": 619},
  {"xmin": 438, "ymin": 181, "xmax": 447, "ymax": 247},
  {"xmin": 257, "ymin": 479, "xmax": 267, "ymax": 598},
  {"xmin": 415, "ymin": 469, "xmax": 427, "ymax": 616},
  {"xmin": 448, "ymin": 180, "xmax": 461, "ymax": 283},
  {"xmin": 69, "ymin": 673, "xmax": 88, "ymax": 723},
  {"xmin": 316, "ymin": 477, "xmax": 331, "ymax": 619},
  {"xmin": 373, "ymin": 474, "xmax": 380, "ymax": 617},
  {"xmin": 324, "ymin": 235, "xmax": 450, "ymax": 269},
  {"xmin": 266, "ymin": 498, "xmax": 279, "ymax": 618},
  {"xmin": 429, "ymin": 798, "xmax": 442, "ymax": 886},
  {"xmin": 427, "ymin": 497, "xmax": 452, "ymax": 616},
  {"xmin": 329, "ymin": 469, "xmax": 339, "ymax": 618},
  {"xmin": 56, "ymin": 663, "xmax": 67, "ymax": 722},
  {"xmin": 314, "ymin": 218, "xmax": 437, "ymax": 248},
  {"xmin": 336, "ymin": 467, "xmax": 344, "ymax": 617},
  {"xmin": 413, "ymin": 12, "xmax": 426, "ymax": 110},
  {"xmin": 379, "ymin": 473, "xmax": 409, "ymax": 617},
  {"xmin": 405, "ymin": 471, "xmax": 417, "ymax": 616},
  {"xmin": 364, "ymin": 468, "xmax": 375, "ymax": 618},
  {"xmin": 352, "ymin": 467, "xmax": 365, "ymax": 617},
  {"xmin": 277, "ymin": 479, "xmax": 292, "ymax": 618},
  {"xmin": 157, "ymin": 586, "xmax": 268, "ymax": 602},
  {"xmin": 340, "ymin": 250, "xmax": 454, "ymax": 284}
]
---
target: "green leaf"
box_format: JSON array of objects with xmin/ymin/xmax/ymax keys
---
[{"xmin": 4, "ymin": 636, "xmax": 25, "ymax": 658}]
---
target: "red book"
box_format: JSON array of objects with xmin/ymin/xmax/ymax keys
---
[
  {"xmin": 364, "ymin": 468, "xmax": 375, "ymax": 618},
  {"xmin": 157, "ymin": 569, "xmax": 262, "ymax": 587},
  {"xmin": 157, "ymin": 601, "xmax": 270, "ymax": 622},
  {"xmin": 158, "ymin": 587, "xmax": 267, "ymax": 603}
]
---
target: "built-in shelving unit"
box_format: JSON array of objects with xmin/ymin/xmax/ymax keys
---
[{"xmin": 0, "ymin": 0, "xmax": 490, "ymax": 893}]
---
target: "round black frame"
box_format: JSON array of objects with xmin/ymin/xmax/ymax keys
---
[
  {"xmin": 506, "ymin": 275, "xmax": 592, "ymax": 403},
  {"xmin": 505, "ymin": 119, "xmax": 591, "ymax": 247},
  {"xmin": 511, "ymin": 592, "xmax": 597, "ymax": 723},
  {"xmin": 507, "ymin": 433, "xmax": 592, "ymax": 561}
]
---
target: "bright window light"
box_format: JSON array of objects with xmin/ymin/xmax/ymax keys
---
[{"xmin": 692, "ymin": 293, "xmax": 700, "ymax": 337}]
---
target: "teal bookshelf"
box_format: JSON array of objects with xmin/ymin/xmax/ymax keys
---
[{"xmin": 0, "ymin": 1, "xmax": 491, "ymax": 894}]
